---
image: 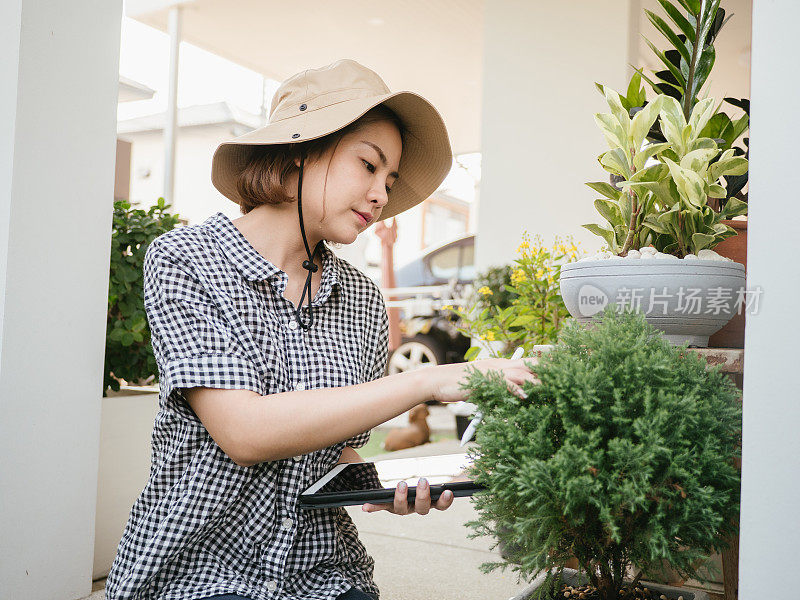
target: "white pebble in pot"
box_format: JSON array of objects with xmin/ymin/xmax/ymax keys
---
[
  {"xmin": 697, "ymin": 249, "xmax": 730, "ymax": 261},
  {"xmin": 683, "ymin": 253, "xmax": 698, "ymax": 260},
  {"xmin": 626, "ymin": 249, "xmax": 641, "ymax": 259}
]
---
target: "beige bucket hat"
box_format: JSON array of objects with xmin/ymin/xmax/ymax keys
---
[{"xmin": 211, "ymin": 58, "xmax": 453, "ymax": 222}]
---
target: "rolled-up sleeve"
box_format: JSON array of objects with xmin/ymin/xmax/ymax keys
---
[
  {"xmin": 143, "ymin": 241, "xmax": 264, "ymax": 404},
  {"xmin": 345, "ymin": 287, "xmax": 389, "ymax": 449}
]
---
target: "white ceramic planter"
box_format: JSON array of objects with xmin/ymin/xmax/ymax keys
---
[
  {"xmin": 93, "ymin": 387, "xmax": 159, "ymax": 580},
  {"xmin": 559, "ymin": 259, "xmax": 746, "ymax": 347}
]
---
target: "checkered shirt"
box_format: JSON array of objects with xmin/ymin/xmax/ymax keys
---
[{"xmin": 105, "ymin": 211, "xmax": 388, "ymax": 600}]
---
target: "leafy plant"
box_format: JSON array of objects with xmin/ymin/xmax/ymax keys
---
[
  {"xmin": 638, "ymin": 0, "xmax": 727, "ymax": 119},
  {"xmin": 462, "ymin": 307, "xmax": 742, "ymax": 600},
  {"xmin": 444, "ymin": 234, "xmax": 581, "ymax": 357},
  {"xmin": 598, "ymin": 0, "xmax": 749, "ymax": 209},
  {"xmin": 585, "ymin": 90, "xmax": 748, "ymax": 257},
  {"xmin": 472, "ymin": 265, "xmax": 519, "ymax": 311},
  {"xmin": 104, "ymin": 198, "xmax": 182, "ymax": 395}
]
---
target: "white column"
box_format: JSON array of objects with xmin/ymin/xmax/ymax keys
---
[
  {"xmin": 477, "ymin": 0, "xmax": 636, "ymax": 273},
  {"xmin": 0, "ymin": 1, "xmax": 122, "ymax": 599},
  {"xmin": 739, "ymin": 1, "xmax": 800, "ymax": 598},
  {"xmin": 164, "ymin": 5, "xmax": 182, "ymax": 206}
]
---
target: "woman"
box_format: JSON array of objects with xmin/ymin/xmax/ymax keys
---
[{"xmin": 105, "ymin": 59, "xmax": 537, "ymax": 600}]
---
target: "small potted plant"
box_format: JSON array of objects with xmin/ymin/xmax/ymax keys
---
[
  {"xmin": 461, "ymin": 307, "xmax": 741, "ymax": 600},
  {"xmin": 624, "ymin": 0, "xmax": 750, "ymax": 347},
  {"xmin": 558, "ymin": 87, "xmax": 748, "ymax": 347}
]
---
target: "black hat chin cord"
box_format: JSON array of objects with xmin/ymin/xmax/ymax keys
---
[{"xmin": 296, "ymin": 150, "xmax": 323, "ymax": 331}]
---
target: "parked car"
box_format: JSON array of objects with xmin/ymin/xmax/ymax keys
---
[{"xmin": 387, "ymin": 234, "xmax": 475, "ymax": 379}]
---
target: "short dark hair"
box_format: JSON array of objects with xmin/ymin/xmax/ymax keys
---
[{"xmin": 235, "ymin": 104, "xmax": 407, "ymax": 217}]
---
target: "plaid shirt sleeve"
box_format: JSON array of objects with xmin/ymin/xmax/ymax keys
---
[
  {"xmin": 344, "ymin": 287, "xmax": 389, "ymax": 449},
  {"xmin": 143, "ymin": 241, "xmax": 265, "ymax": 406}
]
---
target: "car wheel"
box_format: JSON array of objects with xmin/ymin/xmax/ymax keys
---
[{"xmin": 387, "ymin": 334, "xmax": 448, "ymax": 376}]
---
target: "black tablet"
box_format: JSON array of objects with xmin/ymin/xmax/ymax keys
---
[{"xmin": 298, "ymin": 452, "xmax": 485, "ymax": 510}]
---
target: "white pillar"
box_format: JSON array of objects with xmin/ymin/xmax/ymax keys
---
[
  {"xmin": 0, "ymin": 1, "xmax": 122, "ymax": 599},
  {"xmin": 164, "ymin": 5, "xmax": 182, "ymax": 206},
  {"xmin": 739, "ymin": 1, "xmax": 800, "ymax": 598},
  {"xmin": 477, "ymin": 0, "xmax": 636, "ymax": 273}
]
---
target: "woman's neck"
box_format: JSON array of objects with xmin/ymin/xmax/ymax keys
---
[{"xmin": 230, "ymin": 205, "xmax": 324, "ymax": 277}]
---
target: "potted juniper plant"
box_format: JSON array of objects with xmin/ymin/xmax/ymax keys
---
[
  {"xmin": 461, "ymin": 308, "xmax": 741, "ymax": 600},
  {"xmin": 559, "ymin": 86, "xmax": 748, "ymax": 346}
]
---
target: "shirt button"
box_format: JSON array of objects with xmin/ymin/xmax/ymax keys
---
[
  {"xmin": 282, "ymin": 517, "xmax": 294, "ymax": 530},
  {"xmin": 287, "ymin": 319, "xmax": 298, "ymax": 330},
  {"xmin": 294, "ymin": 381, "xmax": 306, "ymax": 391},
  {"xmin": 266, "ymin": 580, "xmax": 278, "ymax": 592}
]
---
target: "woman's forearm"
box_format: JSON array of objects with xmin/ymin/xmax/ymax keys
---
[{"xmin": 238, "ymin": 368, "xmax": 434, "ymax": 466}]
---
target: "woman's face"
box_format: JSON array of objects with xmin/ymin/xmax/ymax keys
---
[{"xmin": 294, "ymin": 119, "xmax": 402, "ymax": 245}]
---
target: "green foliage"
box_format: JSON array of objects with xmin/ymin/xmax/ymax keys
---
[
  {"xmin": 445, "ymin": 234, "xmax": 582, "ymax": 358},
  {"xmin": 104, "ymin": 198, "xmax": 182, "ymax": 395},
  {"xmin": 461, "ymin": 308, "xmax": 742, "ymax": 600},
  {"xmin": 597, "ymin": 0, "xmax": 750, "ymax": 209},
  {"xmin": 586, "ymin": 91, "xmax": 748, "ymax": 257},
  {"xmin": 472, "ymin": 264, "xmax": 519, "ymax": 311}
]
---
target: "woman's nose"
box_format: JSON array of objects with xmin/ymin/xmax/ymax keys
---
[{"xmin": 367, "ymin": 183, "xmax": 390, "ymax": 207}]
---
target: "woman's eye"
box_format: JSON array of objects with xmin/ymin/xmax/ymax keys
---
[{"xmin": 364, "ymin": 159, "xmax": 391, "ymax": 194}]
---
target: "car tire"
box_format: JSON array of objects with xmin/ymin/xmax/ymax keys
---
[{"xmin": 387, "ymin": 334, "xmax": 448, "ymax": 377}]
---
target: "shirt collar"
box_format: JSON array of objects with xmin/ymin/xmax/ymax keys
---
[{"xmin": 208, "ymin": 211, "xmax": 340, "ymax": 298}]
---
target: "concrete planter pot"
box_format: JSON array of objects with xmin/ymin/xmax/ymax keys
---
[
  {"xmin": 510, "ymin": 567, "xmax": 710, "ymax": 600},
  {"xmin": 559, "ymin": 259, "xmax": 745, "ymax": 347},
  {"xmin": 93, "ymin": 387, "xmax": 160, "ymax": 580}
]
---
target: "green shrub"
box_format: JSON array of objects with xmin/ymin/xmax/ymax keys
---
[
  {"xmin": 462, "ymin": 307, "xmax": 741, "ymax": 600},
  {"xmin": 104, "ymin": 198, "xmax": 181, "ymax": 395}
]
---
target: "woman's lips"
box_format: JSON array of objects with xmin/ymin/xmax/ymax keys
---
[{"xmin": 353, "ymin": 210, "xmax": 370, "ymax": 226}]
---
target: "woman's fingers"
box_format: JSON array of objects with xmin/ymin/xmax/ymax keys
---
[
  {"xmin": 415, "ymin": 478, "xmax": 431, "ymax": 515},
  {"xmin": 394, "ymin": 481, "xmax": 410, "ymax": 514},
  {"xmin": 434, "ymin": 489, "xmax": 455, "ymax": 511}
]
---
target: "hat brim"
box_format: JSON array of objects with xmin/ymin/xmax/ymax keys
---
[{"xmin": 211, "ymin": 90, "xmax": 453, "ymax": 221}]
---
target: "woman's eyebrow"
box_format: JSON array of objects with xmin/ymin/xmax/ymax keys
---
[{"xmin": 360, "ymin": 141, "xmax": 400, "ymax": 180}]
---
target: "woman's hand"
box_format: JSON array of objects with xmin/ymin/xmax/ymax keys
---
[
  {"xmin": 337, "ymin": 445, "xmax": 365, "ymax": 464},
  {"xmin": 428, "ymin": 357, "xmax": 540, "ymax": 404},
  {"xmin": 361, "ymin": 478, "xmax": 454, "ymax": 515}
]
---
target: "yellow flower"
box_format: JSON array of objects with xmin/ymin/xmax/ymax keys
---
[
  {"xmin": 547, "ymin": 276, "xmax": 554, "ymax": 286},
  {"xmin": 442, "ymin": 304, "xmax": 453, "ymax": 311},
  {"xmin": 485, "ymin": 331, "xmax": 496, "ymax": 341},
  {"xmin": 511, "ymin": 268, "xmax": 527, "ymax": 284},
  {"xmin": 535, "ymin": 268, "xmax": 545, "ymax": 279},
  {"xmin": 478, "ymin": 286, "xmax": 493, "ymax": 296}
]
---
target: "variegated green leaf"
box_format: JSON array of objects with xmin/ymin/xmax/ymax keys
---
[
  {"xmin": 629, "ymin": 95, "xmax": 664, "ymax": 149},
  {"xmin": 688, "ymin": 97, "xmax": 717, "ymax": 136},
  {"xmin": 583, "ymin": 223, "xmax": 618, "ymax": 250},
  {"xmin": 604, "ymin": 88, "xmax": 631, "ymax": 139},
  {"xmin": 691, "ymin": 232, "xmax": 716, "ymax": 253},
  {"xmin": 680, "ymin": 147, "xmax": 719, "ymax": 172},
  {"xmin": 708, "ymin": 184, "xmax": 727, "ymax": 198},
  {"xmin": 594, "ymin": 199, "xmax": 624, "ymax": 228},
  {"xmin": 594, "ymin": 113, "xmax": 628, "ymax": 150},
  {"xmin": 664, "ymin": 157, "xmax": 706, "ymax": 207},
  {"xmin": 600, "ymin": 148, "xmax": 632, "ymax": 179},
  {"xmin": 586, "ymin": 181, "xmax": 622, "ymax": 200},
  {"xmin": 634, "ymin": 142, "xmax": 671, "ymax": 171},
  {"xmin": 720, "ymin": 197, "xmax": 748, "ymax": 219}
]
